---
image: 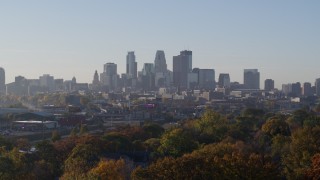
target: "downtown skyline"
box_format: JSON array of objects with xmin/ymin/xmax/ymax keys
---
[{"xmin": 1, "ymin": 1, "xmax": 320, "ymax": 88}]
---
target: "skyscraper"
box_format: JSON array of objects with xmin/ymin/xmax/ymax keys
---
[
  {"xmin": 92, "ymin": 70, "xmax": 100, "ymax": 85},
  {"xmin": 244, "ymin": 69, "xmax": 260, "ymax": 89},
  {"xmin": 126, "ymin": 51, "xmax": 137, "ymax": 78},
  {"xmin": 303, "ymin": 82, "xmax": 313, "ymax": 96},
  {"xmin": 141, "ymin": 63, "xmax": 155, "ymax": 90},
  {"xmin": 315, "ymin": 78, "xmax": 320, "ymax": 96},
  {"xmin": 39, "ymin": 74, "xmax": 55, "ymax": 91},
  {"xmin": 218, "ymin": 73, "xmax": 230, "ymax": 88},
  {"xmin": 198, "ymin": 69, "xmax": 215, "ymax": 90},
  {"xmin": 154, "ymin": 50, "xmax": 167, "ymax": 73},
  {"xmin": 173, "ymin": 50, "xmax": 192, "ymax": 89},
  {"xmin": 0, "ymin": 67, "xmax": 5, "ymax": 95},
  {"xmin": 101, "ymin": 63, "xmax": 118, "ymax": 90},
  {"xmin": 264, "ymin": 79, "xmax": 274, "ymax": 91}
]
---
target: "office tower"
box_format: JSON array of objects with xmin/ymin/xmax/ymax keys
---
[
  {"xmin": 39, "ymin": 74, "xmax": 55, "ymax": 91},
  {"xmin": 315, "ymin": 78, "xmax": 320, "ymax": 96},
  {"xmin": 244, "ymin": 69, "xmax": 260, "ymax": 89},
  {"xmin": 173, "ymin": 50, "xmax": 192, "ymax": 89},
  {"xmin": 141, "ymin": 63, "xmax": 155, "ymax": 90},
  {"xmin": 126, "ymin": 51, "xmax": 137, "ymax": 78},
  {"xmin": 92, "ymin": 70, "xmax": 100, "ymax": 85},
  {"xmin": 291, "ymin": 82, "xmax": 301, "ymax": 97},
  {"xmin": 0, "ymin": 67, "xmax": 5, "ymax": 95},
  {"xmin": 6, "ymin": 76, "xmax": 28, "ymax": 96},
  {"xmin": 282, "ymin": 84, "xmax": 292, "ymax": 96},
  {"xmin": 154, "ymin": 50, "xmax": 167, "ymax": 73},
  {"xmin": 101, "ymin": 63, "xmax": 118, "ymax": 90},
  {"xmin": 218, "ymin": 73, "xmax": 230, "ymax": 88},
  {"xmin": 198, "ymin": 69, "xmax": 215, "ymax": 90},
  {"xmin": 303, "ymin": 82, "xmax": 313, "ymax": 96},
  {"xmin": 264, "ymin": 79, "xmax": 274, "ymax": 91}
]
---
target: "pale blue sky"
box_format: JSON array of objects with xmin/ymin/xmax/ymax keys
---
[{"xmin": 0, "ymin": 0, "xmax": 319, "ymax": 88}]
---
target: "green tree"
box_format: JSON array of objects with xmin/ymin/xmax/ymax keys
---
[
  {"xmin": 51, "ymin": 130, "xmax": 61, "ymax": 142},
  {"xmin": 283, "ymin": 126, "xmax": 320, "ymax": 179},
  {"xmin": 262, "ymin": 117, "xmax": 291, "ymax": 137},
  {"xmin": 62, "ymin": 144, "xmax": 100, "ymax": 179},
  {"xmin": 158, "ymin": 128, "xmax": 198, "ymax": 157}
]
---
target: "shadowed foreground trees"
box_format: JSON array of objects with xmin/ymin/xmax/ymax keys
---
[{"xmin": 132, "ymin": 142, "xmax": 279, "ymax": 180}]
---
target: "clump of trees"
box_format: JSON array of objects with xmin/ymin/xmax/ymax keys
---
[{"xmin": 1, "ymin": 108, "xmax": 320, "ymax": 179}]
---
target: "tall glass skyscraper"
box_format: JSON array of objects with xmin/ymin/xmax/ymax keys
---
[
  {"xmin": 126, "ymin": 51, "xmax": 137, "ymax": 78},
  {"xmin": 154, "ymin": 50, "xmax": 167, "ymax": 73}
]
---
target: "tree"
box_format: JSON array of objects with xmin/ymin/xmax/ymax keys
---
[
  {"xmin": 0, "ymin": 156, "xmax": 15, "ymax": 179},
  {"xmin": 158, "ymin": 128, "xmax": 198, "ymax": 157},
  {"xmin": 51, "ymin": 130, "xmax": 61, "ymax": 142},
  {"xmin": 305, "ymin": 153, "xmax": 320, "ymax": 179},
  {"xmin": 62, "ymin": 144, "xmax": 100, "ymax": 179},
  {"xmin": 90, "ymin": 159, "xmax": 128, "ymax": 180},
  {"xmin": 102, "ymin": 132, "xmax": 132, "ymax": 152},
  {"xmin": 283, "ymin": 126, "xmax": 320, "ymax": 179},
  {"xmin": 262, "ymin": 117, "xmax": 291, "ymax": 137},
  {"xmin": 192, "ymin": 110, "xmax": 229, "ymax": 144}
]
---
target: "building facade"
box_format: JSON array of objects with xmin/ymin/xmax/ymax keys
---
[
  {"xmin": 218, "ymin": 73, "xmax": 230, "ymax": 88},
  {"xmin": 0, "ymin": 67, "xmax": 5, "ymax": 95},
  {"xmin": 264, "ymin": 79, "xmax": 274, "ymax": 91},
  {"xmin": 244, "ymin": 69, "xmax": 260, "ymax": 89},
  {"xmin": 126, "ymin": 51, "xmax": 137, "ymax": 78},
  {"xmin": 173, "ymin": 50, "xmax": 192, "ymax": 89}
]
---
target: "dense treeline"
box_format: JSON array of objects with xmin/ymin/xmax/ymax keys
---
[{"xmin": 0, "ymin": 108, "xmax": 320, "ymax": 179}]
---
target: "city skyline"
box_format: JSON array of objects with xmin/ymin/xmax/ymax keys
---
[{"xmin": 1, "ymin": 1, "xmax": 320, "ymax": 88}]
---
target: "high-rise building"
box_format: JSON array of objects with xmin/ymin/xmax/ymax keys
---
[
  {"xmin": 291, "ymin": 82, "xmax": 301, "ymax": 97},
  {"xmin": 303, "ymin": 82, "xmax": 313, "ymax": 96},
  {"xmin": 92, "ymin": 70, "xmax": 100, "ymax": 85},
  {"xmin": 126, "ymin": 51, "xmax": 137, "ymax": 78},
  {"xmin": 173, "ymin": 50, "xmax": 192, "ymax": 89},
  {"xmin": 264, "ymin": 79, "xmax": 274, "ymax": 91},
  {"xmin": 315, "ymin": 78, "xmax": 320, "ymax": 96},
  {"xmin": 0, "ymin": 67, "xmax": 5, "ymax": 95},
  {"xmin": 282, "ymin": 84, "xmax": 292, "ymax": 96},
  {"xmin": 39, "ymin": 74, "xmax": 55, "ymax": 91},
  {"xmin": 141, "ymin": 63, "xmax": 155, "ymax": 90},
  {"xmin": 198, "ymin": 69, "xmax": 215, "ymax": 90},
  {"xmin": 218, "ymin": 73, "xmax": 230, "ymax": 88},
  {"xmin": 101, "ymin": 63, "xmax": 118, "ymax": 90},
  {"xmin": 154, "ymin": 50, "xmax": 167, "ymax": 73},
  {"xmin": 244, "ymin": 69, "xmax": 260, "ymax": 89}
]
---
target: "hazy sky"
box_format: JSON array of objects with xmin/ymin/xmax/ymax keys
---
[{"xmin": 1, "ymin": 1, "xmax": 319, "ymax": 88}]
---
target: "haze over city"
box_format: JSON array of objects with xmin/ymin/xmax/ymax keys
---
[{"xmin": 1, "ymin": 0, "xmax": 320, "ymax": 88}]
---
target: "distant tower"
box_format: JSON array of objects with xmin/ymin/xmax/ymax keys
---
[
  {"xmin": 92, "ymin": 70, "xmax": 99, "ymax": 84},
  {"xmin": 303, "ymin": 82, "xmax": 312, "ymax": 96},
  {"xmin": 71, "ymin": 76, "xmax": 77, "ymax": 84},
  {"xmin": 218, "ymin": 73, "xmax": 230, "ymax": 88},
  {"xmin": 244, "ymin": 69, "xmax": 260, "ymax": 89},
  {"xmin": 101, "ymin": 63, "xmax": 118, "ymax": 90},
  {"xmin": 154, "ymin": 50, "xmax": 167, "ymax": 73},
  {"xmin": 198, "ymin": 69, "xmax": 215, "ymax": 90},
  {"xmin": 264, "ymin": 79, "xmax": 274, "ymax": 91},
  {"xmin": 0, "ymin": 67, "xmax": 5, "ymax": 95},
  {"xmin": 39, "ymin": 74, "xmax": 55, "ymax": 91},
  {"xmin": 173, "ymin": 50, "xmax": 192, "ymax": 89},
  {"xmin": 126, "ymin": 51, "xmax": 137, "ymax": 78},
  {"xmin": 315, "ymin": 78, "xmax": 320, "ymax": 96}
]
